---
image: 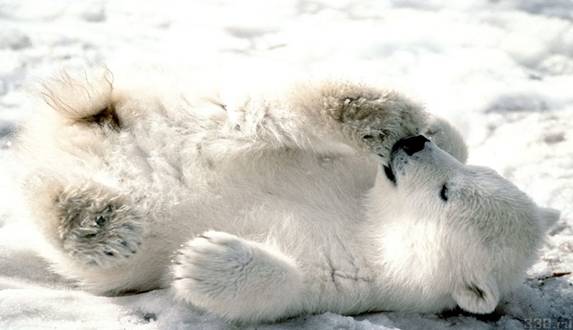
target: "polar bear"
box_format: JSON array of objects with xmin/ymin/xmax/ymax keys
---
[{"xmin": 16, "ymin": 68, "xmax": 558, "ymax": 323}]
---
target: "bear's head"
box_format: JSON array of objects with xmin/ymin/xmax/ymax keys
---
[{"xmin": 371, "ymin": 135, "xmax": 559, "ymax": 314}]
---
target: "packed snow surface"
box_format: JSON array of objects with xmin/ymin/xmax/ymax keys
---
[{"xmin": 0, "ymin": 0, "xmax": 572, "ymax": 329}]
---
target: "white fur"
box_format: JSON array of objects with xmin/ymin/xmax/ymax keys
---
[{"xmin": 16, "ymin": 69, "xmax": 558, "ymax": 323}]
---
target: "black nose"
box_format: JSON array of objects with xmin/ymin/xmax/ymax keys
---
[{"xmin": 394, "ymin": 135, "xmax": 429, "ymax": 156}]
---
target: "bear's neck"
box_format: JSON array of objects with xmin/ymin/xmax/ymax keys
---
[{"xmin": 361, "ymin": 172, "xmax": 455, "ymax": 301}]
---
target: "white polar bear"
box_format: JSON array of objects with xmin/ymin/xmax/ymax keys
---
[{"xmin": 15, "ymin": 68, "xmax": 559, "ymax": 323}]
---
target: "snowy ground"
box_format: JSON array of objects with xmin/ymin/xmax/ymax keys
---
[{"xmin": 1, "ymin": 0, "xmax": 572, "ymax": 329}]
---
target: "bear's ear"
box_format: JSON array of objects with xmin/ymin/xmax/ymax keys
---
[
  {"xmin": 539, "ymin": 207, "xmax": 560, "ymax": 231},
  {"xmin": 452, "ymin": 275, "xmax": 499, "ymax": 314}
]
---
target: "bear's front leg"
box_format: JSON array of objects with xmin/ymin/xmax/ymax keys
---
[
  {"xmin": 328, "ymin": 89, "xmax": 428, "ymax": 160},
  {"xmin": 288, "ymin": 83, "xmax": 429, "ymax": 161},
  {"xmin": 171, "ymin": 231, "xmax": 304, "ymax": 323}
]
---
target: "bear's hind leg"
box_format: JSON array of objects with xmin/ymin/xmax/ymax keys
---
[{"xmin": 30, "ymin": 180, "xmax": 144, "ymax": 269}]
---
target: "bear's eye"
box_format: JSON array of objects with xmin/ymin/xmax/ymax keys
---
[{"xmin": 440, "ymin": 184, "xmax": 449, "ymax": 202}]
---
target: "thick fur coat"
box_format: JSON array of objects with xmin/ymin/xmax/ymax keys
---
[{"xmin": 16, "ymin": 68, "xmax": 559, "ymax": 323}]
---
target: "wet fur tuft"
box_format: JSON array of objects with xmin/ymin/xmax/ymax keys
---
[{"xmin": 40, "ymin": 68, "xmax": 120, "ymax": 129}]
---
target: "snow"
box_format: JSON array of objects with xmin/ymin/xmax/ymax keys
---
[{"xmin": 0, "ymin": 0, "xmax": 572, "ymax": 328}]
